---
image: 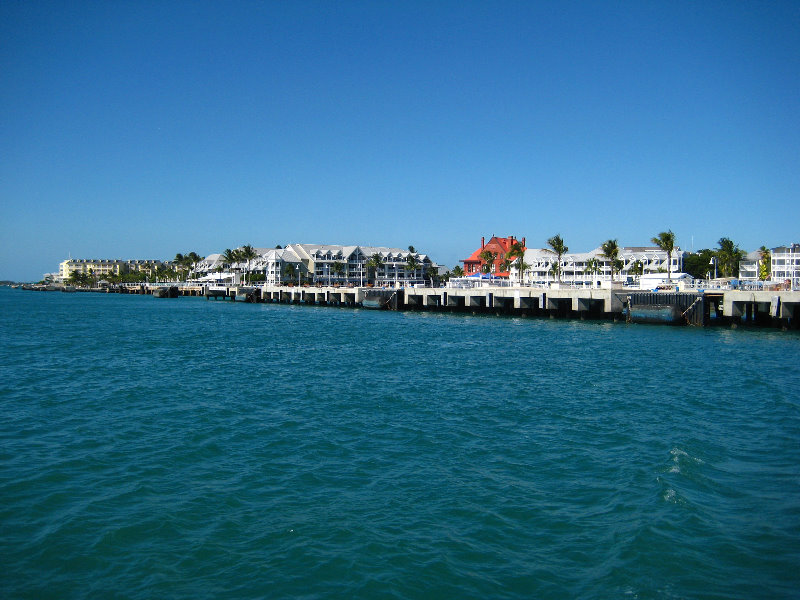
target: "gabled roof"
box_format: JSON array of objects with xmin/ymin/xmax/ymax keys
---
[{"xmin": 462, "ymin": 236, "xmax": 525, "ymax": 262}]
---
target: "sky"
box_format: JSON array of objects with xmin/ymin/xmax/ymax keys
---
[{"xmin": 1, "ymin": 0, "xmax": 798, "ymax": 281}]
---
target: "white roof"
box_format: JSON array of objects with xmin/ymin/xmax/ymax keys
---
[{"xmin": 640, "ymin": 272, "xmax": 693, "ymax": 280}]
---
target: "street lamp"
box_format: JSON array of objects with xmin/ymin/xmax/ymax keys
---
[{"xmin": 709, "ymin": 257, "xmax": 717, "ymax": 280}]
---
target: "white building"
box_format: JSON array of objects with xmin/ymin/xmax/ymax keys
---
[
  {"xmin": 771, "ymin": 244, "xmax": 800, "ymax": 289},
  {"xmin": 513, "ymin": 246, "xmax": 683, "ymax": 286},
  {"xmin": 288, "ymin": 244, "xmax": 434, "ymax": 286},
  {"xmin": 192, "ymin": 244, "xmax": 437, "ymax": 286},
  {"xmin": 192, "ymin": 248, "xmax": 302, "ymax": 285},
  {"xmin": 738, "ymin": 250, "xmax": 762, "ymax": 282},
  {"xmin": 738, "ymin": 245, "xmax": 799, "ymax": 289}
]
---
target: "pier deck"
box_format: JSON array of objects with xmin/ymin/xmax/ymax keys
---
[
  {"xmin": 41, "ymin": 282, "xmax": 796, "ymax": 328},
  {"xmin": 256, "ymin": 284, "xmax": 800, "ymax": 328}
]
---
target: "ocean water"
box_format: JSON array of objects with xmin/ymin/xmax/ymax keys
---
[{"xmin": 1, "ymin": 287, "xmax": 799, "ymax": 599}]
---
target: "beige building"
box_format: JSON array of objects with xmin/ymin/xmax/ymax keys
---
[{"xmin": 58, "ymin": 258, "xmax": 169, "ymax": 281}]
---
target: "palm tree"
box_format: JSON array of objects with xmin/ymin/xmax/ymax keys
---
[
  {"xmin": 174, "ymin": 253, "xmax": 186, "ymax": 280},
  {"xmin": 67, "ymin": 271, "xmax": 83, "ymax": 287},
  {"xmin": 507, "ymin": 241, "xmax": 527, "ymax": 285},
  {"xmin": 283, "ymin": 263, "xmax": 297, "ymax": 285},
  {"xmin": 715, "ymin": 237, "xmax": 744, "ymax": 278},
  {"xmin": 425, "ymin": 265, "xmax": 438, "ymax": 287},
  {"xmin": 546, "ymin": 234, "xmax": 568, "ymax": 283},
  {"xmin": 331, "ymin": 261, "xmax": 345, "ymax": 284},
  {"xmin": 584, "ymin": 258, "xmax": 601, "ymax": 276},
  {"xmin": 650, "ymin": 230, "xmax": 676, "ymax": 283},
  {"xmin": 479, "ymin": 249, "xmax": 496, "ymax": 274},
  {"xmin": 600, "ymin": 239, "xmax": 620, "ymax": 281},
  {"xmin": 186, "ymin": 252, "xmax": 203, "ymax": 281},
  {"xmin": 452, "ymin": 265, "xmax": 464, "ymax": 278},
  {"xmin": 367, "ymin": 253, "xmax": 383, "ymax": 285},
  {"xmin": 222, "ymin": 248, "xmax": 240, "ymax": 283},
  {"xmin": 405, "ymin": 254, "xmax": 421, "ymax": 280},
  {"xmin": 758, "ymin": 246, "xmax": 771, "ymax": 281},
  {"xmin": 239, "ymin": 244, "xmax": 258, "ymax": 284}
]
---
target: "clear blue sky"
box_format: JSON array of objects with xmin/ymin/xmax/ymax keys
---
[{"xmin": 2, "ymin": 0, "xmax": 798, "ymax": 281}]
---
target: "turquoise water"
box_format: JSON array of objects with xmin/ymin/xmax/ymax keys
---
[{"xmin": 1, "ymin": 287, "xmax": 799, "ymax": 599}]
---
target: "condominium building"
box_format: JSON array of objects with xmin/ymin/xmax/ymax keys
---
[
  {"xmin": 192, "ymin": 244, "xmax": 437, "ymax": 286},
  {"xmin": 193, "ymin": 249, "xmax": 301, "ymax": 285},
  {"xmin": 771, "ymin": 244, "xmax": 800, "ymax": 289},
  {"xmin": 58, "ymin": 258, "xmax": 169, "ymax": 281},
  {"xmin": 513, "ymin": 246, "xmax": 683, "ymax": 285}
]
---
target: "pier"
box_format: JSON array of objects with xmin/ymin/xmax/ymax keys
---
[
  {"xmin": 19, "ymin": 282, "xmax": 799, "ymax": 329},
  {"xmin": 254, "ymin": 284, "xmax": 800, "ymax": 329}
]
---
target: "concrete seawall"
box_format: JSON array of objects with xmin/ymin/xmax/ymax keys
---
[{"xmin": 256, "ymin": 284, "xmax": 800, "ymax": 329}]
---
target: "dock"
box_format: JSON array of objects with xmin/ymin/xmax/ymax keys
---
[
  {"xmin": 254, "ymin": 284, "xmax": 800, "ymax": 329},
  {"xmin": 21, "ymin": 282, "xmax": 799, "ymax": 328}
]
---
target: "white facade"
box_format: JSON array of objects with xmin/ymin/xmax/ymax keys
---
[
  {"xmin": 771, "ymin": 244, "xmax": 800, "ymax": 289},
  {"xmin": 192, "ymin": 244, "xmax": 437, "ymax": 286},
  {"xmin": 514, "ymin": 246, "xmax": 683, "ymax": 286},
  {"xmin": 193, "ymin": 248, "xmax": 302, "ymax": 285},
  {"xmin": 254, "ymin": 248, "xmax": 303, "ymax": 285},
  {"xmin": 738, "ymin": 250, "xmax": 762, "ymax": 281},
  {"xmin": 289, "ymin": 244, "xmax": 434, "ymax": 286}
]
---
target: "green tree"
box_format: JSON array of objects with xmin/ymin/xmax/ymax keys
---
[
  {"xmin": 507, "ymin": 241, "xmax": 527, "ymax": 285},
  {"xmin": 331, "ymin": 261, "xmax": 345, "ymax": 283},
  {"xmin": 715, "ymin": 237, "xmax": 745, "ymax": 278},
  {"xmin": 425, "ymin": 265, "xmax": 439, "ymax": 287},
  {"xmin": 600, "ymin": 239, "xmax": 620, "ymax": 281},
  {"xmin": 367, "ymin": 253, "xmax": 383, "ymax": 284},
  {"xmin": 186, "ymin": 252, "xmax": 203, "ymax": 280},
  {"xmin": 405, "ymin": 255, "xmax": 421, "ymax": 277},
  {"xmin": 67, "ymin": 271, "xmax": 86, "ymax": 287},
  {"xmin": 682, "ymin": 249, "xmax": 715, "ymax": 279},
  {"xmin": 239, "ymin": 244, "xmax": 258, "ymax": 284},
  {"xmin": 222, "ymin": 248, "xmax": 241, "ymax": 282},
  {"xmin": 283, "ymin": 263, "xmax": 298, "ymax": 285},
  {"xmin": 479, "ymin": 249, "xmax": 496, "ymax": 274},
  {"xmin": 650, "ymin": 230, "xmax": 676, "ymax": 283},
  {"xmin": 452, "ymin": 265, "xmax": 464, "ymax": 278},
  {"xmin": 546, "ymin": 234, "xmax": 568, "ymax": 283},
  {"xmin": 759, "ymin": 246, "xmax": 771, "ymax": 281},
  {"xmin": 584, "ymin": 258, "xmax": 601, "ymax": 276},
  {"xmin": 174, "ymin": 253, "xmax": 187, "ymax": 280},
  {"xmin": 408, "ymin": 245, "xmax": 416, "ymax": 253}
]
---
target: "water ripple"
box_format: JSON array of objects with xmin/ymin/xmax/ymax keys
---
[{"xmin": 1, "ymin": 290, "xmax": 799, "ymax": 599}]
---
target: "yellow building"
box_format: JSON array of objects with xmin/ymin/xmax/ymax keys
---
[{"xmin": 58, "ymin": 259, "xmax": 169, "ymax": 281}]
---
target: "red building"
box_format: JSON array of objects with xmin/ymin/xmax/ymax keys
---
[{"xmin": 462, "ymin": 235, "xmax": 527, "ymax": 276}]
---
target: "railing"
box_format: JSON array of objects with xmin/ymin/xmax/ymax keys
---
[{"xmin": 682, "ymin": 279, "xmax": 795, "ymax": 292}]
